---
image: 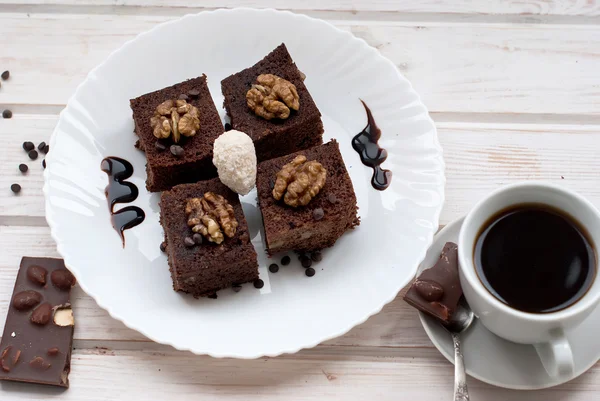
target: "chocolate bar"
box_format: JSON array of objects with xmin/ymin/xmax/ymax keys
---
[
  {"xmin": 0, "ymin": 257, "xmax": 76, "ymax": 387},
  {"xmin": 404, "ymin": 242, "xmax": 462, "ymax": 324}
]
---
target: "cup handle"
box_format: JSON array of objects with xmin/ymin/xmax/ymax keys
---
[{"xmin": 534, "ymin": 329, "xmax": 574, "ymax": 379}]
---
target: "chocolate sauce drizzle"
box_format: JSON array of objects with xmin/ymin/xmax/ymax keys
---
[
  {"xmin": 101, "ymin": 157, "xmax": 145, "ymax": 246},
  {"xmin": 352, "ymin": 100, "xmax": 392, "ymax": 191}
]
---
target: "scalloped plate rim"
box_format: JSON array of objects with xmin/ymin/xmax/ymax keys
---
[{"xmin": 43, "ymin": 8, "xmax": 445, "ymax": 359}]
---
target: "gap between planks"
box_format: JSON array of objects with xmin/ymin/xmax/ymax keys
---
[
  {"xmin": 2, "ymin": 3, "xmax": 600, "ymax": 26},
  {"xmin": 7, "ymin": 107, "xmax": 600, "ymax": 127}
]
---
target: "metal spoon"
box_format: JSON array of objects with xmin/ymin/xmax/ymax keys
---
[{"xmin": 444, "ymin": 296, "xmax": 476, "ymax": 401}]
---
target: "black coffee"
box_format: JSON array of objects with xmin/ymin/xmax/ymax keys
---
[{"xmin": 474, "ymin": 204, "xmax": 596, "ymax": 313}]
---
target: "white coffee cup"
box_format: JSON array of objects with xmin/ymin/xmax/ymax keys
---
[{"xmin": 458, "ymin": 182, "xmax": 600, "ymax": 380}]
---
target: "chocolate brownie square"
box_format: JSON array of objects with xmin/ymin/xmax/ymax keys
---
[
  {"xmin": 160, "ymin": 178, "xmax": 258, "ymax": 297},
  {"xmin": 256, "ymin": 140, "xmax": 359, "ymax": 255},
  {"xmin": 131, "ymin": 75, "xmax": 223, "ymax": 192},
  {"xmin": 221, "ymin": 43, "xmax": 323, "ymax": 162}
]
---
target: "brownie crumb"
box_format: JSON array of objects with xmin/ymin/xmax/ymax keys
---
[
  {"xmin": 311, "ymin": 251, "xmax": 322, "ymax": 262},
  {"xmin": 3, "ymin": 109, "xmax": 12, "ymax": 119},
  {"xmin": 232, "ymin": 284, "xmax": 242, "ymax": 293},
  {"xmin": 207, "ymin": 293, "xmax": 218, "ymax": 299},
  {"xmin": 253, "ymin": 279, "xmax": 264, "ymax": 289},
  {"xmin": 18, "ymin": 164, "xmax": 28, "ymax": 173},
  {"xmin": 28, "ymin": 150, "xmax": 38, "ymax": 160},
  {"xmin": 269, "ymin": 263, "xmax": 279, "ymax": 273},
  {"xmin": 305, "ymin": 267, "xmax": 316, "ymax": 277},
  {"xmin": 1, "ymin": 70, "xmax": 9, "ymax": 80},
  {"xmin": 23, "ymin": 141, "xmax": 34, "ymax": 152},
  {"xmin": 300, "ymin": 256, "xmax": 312, "ymax": 268},
  {"xmin": 11, "ymin": 183, "xmax": 21, "ymax": 194},
  {"xmin": 281, "ymin": 255, "xmax": 291, "ymax": 266},
  {"xmin": 160, "ymin": 242, "xmax": 167, "ymax": 252}
]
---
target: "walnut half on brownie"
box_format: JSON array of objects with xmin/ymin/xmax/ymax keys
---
[
  {"xmin": 256, "ymin": 140, "xmax": 359, "ymax": 255},
  {"xmin": 130, "ymin": 74, "xmax": 223, "ymax": 192},
  {"xmin": 160, "ymin": 178, "xmax": 259, "ymax": 297}
]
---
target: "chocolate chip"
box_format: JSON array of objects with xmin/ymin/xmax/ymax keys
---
[
  {"xmin": 47, "ymin": 347, "xmax": 59, "ymax": 356},
  {"xmin": 170, "ymin": 145, "xmax": 184, "ymax": 157},
  {"xmin": 30, "ymin": 303, "xmax": 52, "ymax": 325},
  {"xmin": 43, "ymin": 144, "xmax": 50, "ymax": 154},
  {"xmin": 12, "ymin": 290, "xmax": 42, "ymax": 311},
  {"xmin": 42, "ymin": 159, "xmax": 46, "ymax": 169},
  {"xmin": 37, "ymin": 142, "xmax": 46, "ymax": 152},
  {"xmin": 22, "ymin": 141, "xmax": 34, "ymax": 151},
  {"xmin": 207, "ymin": 293, "xmax": 218, "ymax": 299},
  {"xmin": 27, "ymin": 265, "xmax": 47, "ymax": 286},
  {"xmin": 224, "ymin": 123, "xmax": 232, "ymax": 131},
  {"xmin": 232, "ymin": 284, "xmax": 242, "ymax": 293},
  {"xmin": 184, "ymin": 237, "xmax": 195, "ymax": 247},
  {"xmin": 160, "ymin": 241, "xmax": 167, "ymax": 252},
  {"xmin": 414, "ymin": 279, "xmax": 444, "ymax": 302},
  {"xmin": 193, "ymin": 233, "xmax": 203, "ymax": 245},
  {"xmin": 311, "ymin": 251, "xmax": 323, "ymax": 262},
  {"xmin": 28, "ymin": 150, "xmax": 38, "ymax": 160},
  {"xmin": 281, "ymin": 256, "xmax": 291, "ymax": 266},
  {"xmin": 155, "ymin": 141, "xmax": 166, "ymax": 151},
  {"xmin": 3, "ymin": 109, "xmax": 12, "ymax": 119},
  {"xmin": 253, "ymin": 279, "xmax": 264, "ymax": 289},
  {"xmin": 50, "ymin": 269, "xmax": 76, "ymax": 290},
  {"xmin": 188, "ymin": 89, "xmax": 200, "ymax": 98},
  {"xmin": 10, "ymin": 183, "xmax": 21, "ymax": 194},
  {"xmin": 305, "ymin": 267, "xmax": 316, "ymax": 277},
  {"xmin": 178, "ymin": 94, "xmax": 189, "ymax": 101},
  {"xmin": 1, "ymin": 70, "xmax": 9, "ymax": 80},
  {"xmin": 29, "ymin": 357, "xmax": 51, "ymax": 370},
  {"xmin": 300, "ymin": 256, "xmax": 312, "ymax": 268},
  {"xmin": 18, "ymin": 163, "xmax": 28, "ymax": 173},
  {"xmin": 313, "ymin": 208, "xmax": 324, "ymax": 221},
  {"xmin": 327, "ymin": 193, "xmax": 338, "ymax": 204},
  {"xmin": 269, "ymin": 263, "xmax": 279, "ymax": 273}
]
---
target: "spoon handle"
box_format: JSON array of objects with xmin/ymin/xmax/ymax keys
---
[{"xmin": 452, "ymin": 332, "xmax": 470, "ymax": 401}]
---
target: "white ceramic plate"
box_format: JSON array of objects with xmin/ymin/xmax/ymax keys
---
[
  {"xmin": 44, "ymin": 8, "xmax": 444, "ymax": 358},
  {"xmin": 419, "ymin": 218, "xmax": 600, "ymax": 389}
]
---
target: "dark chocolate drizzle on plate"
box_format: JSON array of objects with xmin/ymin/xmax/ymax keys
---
[
  {"xmin": 101, "ymin": 157, "xmax": 145, "ymax": 246},
  {"xmin": 352, "ymin": 100, "xmax": 392, "ymax": 190}
]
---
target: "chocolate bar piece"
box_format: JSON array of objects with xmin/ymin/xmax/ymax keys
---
[
  {"xmin": 404, "ymin": 242, "xmax": 462, "ymax": 324},
  {"xmin": 0, "ymin": 257, "xmax": 76, "ymax": 388}
]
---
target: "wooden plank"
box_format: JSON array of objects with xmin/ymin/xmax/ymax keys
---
[
  {"xmin": 0, "ymin": 345, "xmax": 597, "ymax": 400},
  {"xmin": 1, "ymin": 14, "xmax": 600, "ymax": 116},
  {"xmin": 0, "ymin": 225, "xmax": 429, "ymax": 346},
  {"xmin": 1, "ymin": 0, "xmax": 600, "ymax": 17},
  {"xmin": 2, "ymin": 116, "xmax": 600, "ymax": 222}
]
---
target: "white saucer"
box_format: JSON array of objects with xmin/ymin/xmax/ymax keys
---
[{"xmin": 418, "ymin": 217, "xmax": 600, "ymax": 390}]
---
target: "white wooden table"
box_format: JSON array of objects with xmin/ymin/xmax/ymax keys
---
[{"xmin": 1, "ymin": 1, "xmax": 600, "ymax": 399}]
